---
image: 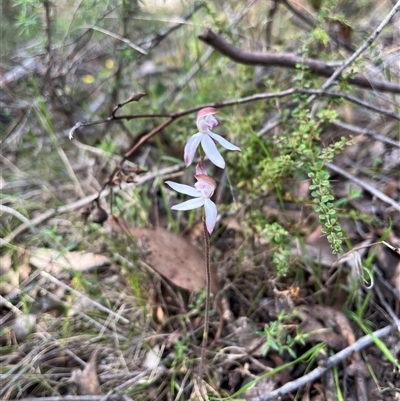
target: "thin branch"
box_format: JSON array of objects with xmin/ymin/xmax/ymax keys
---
[
  {"xmin": 333, "ymin": 121, "xmax": 400, "ymax": 148},
  {"xmin": 198, "ymin": 29, "xmax": 400, "ymax": 94},
  {"xmin": 138, "ymin": 2, "xmax": 205, "ymax": 50},
  {"xmin": 325, "ymin": 162, "xmax": 400, "ymax": 212},
  {"xmin": 0, "ymin": 205, "xmax": 36, "ymax": 233},
  {"xmin": 300, "ymin": 89, "xmax": 400, "ymax": 120},
  {"xmin": 89, "ymin": 26, "xmax": 147, "ymax": 54},
  {"xmin": 247, "ymin": 325, "xmax": 394, "ymax": 401},
  {"xmin": 111, "ymin": 93, "xmax": 147, "ymax": 119}
]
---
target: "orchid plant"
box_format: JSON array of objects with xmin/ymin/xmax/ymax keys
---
[
  {"xmin": 166, "ymin": 107, "xmax": 240, "ymax": 234},
  {"xmin": 166, "ymin": 107, "xmax": 240, "ymax": 386}
]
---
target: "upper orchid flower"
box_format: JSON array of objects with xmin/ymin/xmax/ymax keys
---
[
  {"xmin": 184, "ymin": 107, "xmax": 240, "ymax": 169},
  {"xmin": 166, "ymin": 173, "xmax": 218, "ymax": 234}
]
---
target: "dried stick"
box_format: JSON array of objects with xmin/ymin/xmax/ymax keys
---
[
  {"xmin": 325, "ymin": 162, "xmax": 400, "ymax": 212},
  {"xmin": 88, "ymin": 26, "xmax": 146, "ymax": 54},
  {"xmin": 334, "ymin": 121, "xmax": 400, "ymax": 148},
  {"xmin": 198, "ymin": 28, "xmax": 400, "ymax": 94},
  {"xmin": 0, "ymin": 205, "xmax": 36, "ymax": 233},
  {"xmin": 138, "ymin": 2, "xmax": 205, "ymax": 50},
  {"xmin": 247, "ymin": 324, "xmax": 394, "ymax": 401}
]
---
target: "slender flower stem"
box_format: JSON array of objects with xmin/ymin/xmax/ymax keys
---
[{"xmin": 198, "ymin": 218, "xmax": 211, "ymax": 392}]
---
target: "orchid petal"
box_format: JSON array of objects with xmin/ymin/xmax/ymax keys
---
[
  {"xmin": 184, "ymin": 133, "xmax": 202, "ymax": 167},
  {"xmin": 204, "ymin": 198, "xmax": 218, "ymax": 234},
  {"xmin": 201, "ymin": 135, "xmax": 225, "ymax": 169},
  {"xmin": 197, "ymin": 114, "xmax": 218, "ymax": 132},
  {"xmin": 166, "ymin": 181, "xmax": 200, "ymax": 197},
  {"xmin": 208, "ymin": 131, "xmax": 241, "ymax": 151},
  {"xmin": 197, "ymin": 107, "xmax": 217, "ymax": 121},
  {"xmin": 171, "ymin": 197, "xmax": 205, "ymax": 211}
]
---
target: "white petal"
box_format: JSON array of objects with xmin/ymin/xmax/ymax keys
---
[
  {"xmin": 201, "ymin": 135, "xmax": 225, "ymax": 169},
  {"xmin": 208, "ymin": 131, "xmax": 241, "ymax": 151},
  {"xmin": 184, "ymin": 133, "xmax": 203, "ymax": 167},
  {"xmin": 204, "ymin": 198, "xmax": 217, "ymax": 234},
  {"xmin": 171, "ymin": 198, "xmax": 205, "ymax": 211},
  {"xmin": 166, "ymin": 181, "xmax": 200, "ymax": 197}
]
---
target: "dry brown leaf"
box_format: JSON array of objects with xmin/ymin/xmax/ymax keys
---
[
  {"xmin": 108, "ymin": 220, "xmax": 220, "ymax": 294},
  {"xmin": 299, "ymin": 313, "xmax": 346, "ymax": 351},
  {"xmin": 299, "ymin": 305, "xmax": 356, "ymax": 349},
  {"xmin": 70, "ymin": 350, "xmax": 102, "ymax": 395},
  {"xmin": 29, "ymin": 249, "xmax": 111, "ymax": 275}
]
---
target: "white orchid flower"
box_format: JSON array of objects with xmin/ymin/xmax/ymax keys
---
[
  {"xmin": 166, "ymin": 173, "xmax": 218, "ymax": 234},
  {"xmin": 184, "ymin": 107, "xmax": 240, "ymax": 169}
]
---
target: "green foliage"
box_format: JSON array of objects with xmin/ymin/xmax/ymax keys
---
[
  {"xmin": 261, "ymin": 223, "xmax": 291, "ymax": 276},
  {"xmin": 13, "ymin": 0, "xmax": 43, "ymax": 37},
  {"xmin": 311, "ymin": 26, "xmax": 330, "ymax": 46},
  {"xmin": 232, "ymin": 343, "xmax": 326, "ymax": 398},
  {"xmin": 262, "ymin": 311, "xmax": 306, "ymax": 358},
  {"xmin": 350, "ymin": 312, "xmax": 400, "ymax": 370}
]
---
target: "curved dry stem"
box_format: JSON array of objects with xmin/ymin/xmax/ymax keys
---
[{"xmin": 198, "ymin": 219, "xmax": 212, "ymax": 396}]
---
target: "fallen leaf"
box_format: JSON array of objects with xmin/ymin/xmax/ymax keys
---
[
  {"xmin": 70, "ymin": 350, "xmax": 102, "ymax": 395},
  {"xmin": 29, "ymin": 249, "xmax": 111, "ymax": 275},
  {"xmin": 142, "ymin": 344, "xmax": 165, "ymax": 371},
  {"xmin": 107, "ymin": 219, "xmax": 220, "ymax": 294}
]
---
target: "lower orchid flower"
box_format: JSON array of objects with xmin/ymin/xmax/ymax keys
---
[
  {"xmin": 166, "ymin": 173, "xmax": 218, "ymax": 234},
  {"xmin": 184, "ymin": 107, "xmax": 240, "ymax": 169}
]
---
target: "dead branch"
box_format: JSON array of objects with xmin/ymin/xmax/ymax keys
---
[
  {"xmin": 198, "ymin": 29, "xmax": 400, "ymax": 94},
  {"xmin": 325, "ymin": 162, "xmax": 400, "ymax": 212},
  {"xmin": 334, "ymin": 121, "xmax": 400, "ymax": 148}
]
